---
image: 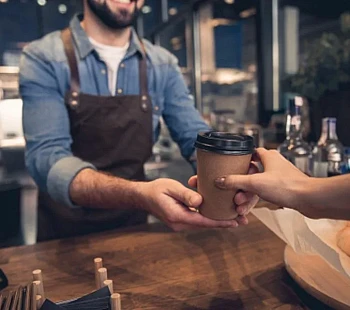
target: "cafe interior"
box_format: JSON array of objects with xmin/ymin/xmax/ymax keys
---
[{"xmin": 0, "ymin": 0, "xmax": 350, "ymax": 309}]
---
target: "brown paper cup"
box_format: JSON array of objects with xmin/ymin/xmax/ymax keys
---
[
  {"xmin": 197, "ymin": 149, "xmax": 252, "ymax": 220},
  {"xmin": 195, "ymin": 132, "xmax": 254, "ymax": 220}
]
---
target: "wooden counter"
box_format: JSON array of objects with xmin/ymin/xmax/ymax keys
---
[{"xmin": 0, "ymin": 212, "xmax": 330, "ymax": 309}]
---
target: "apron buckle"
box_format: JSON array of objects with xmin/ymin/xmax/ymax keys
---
[
  {"xmin": 141, "ymin": 101, "xmax": 148, "ymax": 112},
  {"xmin": 70, "ymin": 99, "xmax": 79, "ymax": 109},
  {"xmin": 70, "ymin": 91, "xmax": 79, "ymax": 109}
]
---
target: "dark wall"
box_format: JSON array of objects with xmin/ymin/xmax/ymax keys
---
[{"xmin": 0, "ymin": 0, "xmax": 83, "ymax": 65}]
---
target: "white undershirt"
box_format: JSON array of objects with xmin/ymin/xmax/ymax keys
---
[{"xmin": 89, "ymin": 37, "xmax": 129, "ymax": 96}]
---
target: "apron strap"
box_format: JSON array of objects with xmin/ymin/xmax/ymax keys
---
[
  {"xmin": 138, "ymin": 40, "xmax": 148, "ymax": 100},
  {"xmin": 61, "ymin": 28, "xmax": 149, "ymax": 98},
  {"xmin": 61, "ymin": 28, "xmax": 80, "ymax": 94}
]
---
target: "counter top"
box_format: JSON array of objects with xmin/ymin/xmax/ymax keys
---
[{"xmin": 0, "ymin": 205, "xmax": 330, "ymax": 309}]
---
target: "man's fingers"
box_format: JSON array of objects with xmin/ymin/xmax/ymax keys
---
[
  {"xmin": 188, "ymin": 176, "xmax": 198, "ymax": 188},
  {"xmin": 169, "ymin": 224, "xmax": 206, "ymax": 231},
  {"xmin": 174, "ymin": 210, "xmax": 238, "ymax": 229},
  {"xmin": 170, "ymin": 213, "xmax": 249, "ymax": 231},
  {"xmin": 166, "ymin": 181, "xmax": 202, "ymax": 208}
]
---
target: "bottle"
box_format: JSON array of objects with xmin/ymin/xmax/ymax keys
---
[
  {"xmin": 278, "ymin": 97, "xmax": 312, "ymax": 174},
  {"xmin": 327, "ymin": 153, "xmax": 343, "ymax": 177},
  {"xmin": 313, "ymin": 118, "xmax": 344, "ymax": 177},
  {"xmin": 343, "ymin": 147, "xmax": 350, "ymax": 174}
]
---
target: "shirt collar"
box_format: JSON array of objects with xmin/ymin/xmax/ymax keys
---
[{"xmin": 69, "ymin": 14, "xmax": 145, "ymax": 59}]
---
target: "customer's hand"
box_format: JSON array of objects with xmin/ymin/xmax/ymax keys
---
[
  {"xmin": 213, "ymin": 148, "xmax": 315, "ymax": 217},
  {"xmin": 188, "ymin": 163, "xmax": 260, "ymax": 225},
  {"xmin": 138, "ymin": 178, "xmax": 241, "ymax": 231}
]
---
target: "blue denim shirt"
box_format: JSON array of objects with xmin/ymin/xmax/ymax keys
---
[{"xmin": 20, "ymin": 15, "xmax": 209, "ymax": 207}]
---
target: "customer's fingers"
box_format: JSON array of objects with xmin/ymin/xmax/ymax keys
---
[
  {"xmin": 235, "ymin": 195, "xmax": 260, "ymax": 215},
  {"xmin": 234, "ymin": 191, "xmax": 255, "ymax": 206},
  {"xmin": 248, "ymin": 162, "xmax": 260, "ymax": 174},
  {"xmin": 188, "ymin": 176, "xmax": 198, "ymax": 188},
  {"xmin": 235, "ymin": 215, "xmax": 249, "ymax": 225}
]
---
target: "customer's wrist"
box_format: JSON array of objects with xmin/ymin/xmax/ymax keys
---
[{"xmin": 294, "ymin": 177, "xmax": 322, "ymax": 215}]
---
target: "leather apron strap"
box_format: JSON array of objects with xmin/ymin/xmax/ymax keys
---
[
  {"xmin": 61, "ymin": 28, "xmax": 80, "ymax": 94},
  {"xmin": 61, "ymin": 28, "xmax": 149, "ymax": 105}
]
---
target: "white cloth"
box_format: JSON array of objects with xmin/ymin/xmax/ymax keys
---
[{"xmin": 89, "ymin": 37, "xmax": 129, "ymax": 95}]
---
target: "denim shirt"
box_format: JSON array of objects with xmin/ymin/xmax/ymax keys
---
[{"xmin": 19, "ymin": 15, "xmax": 210, "ymax": 208}]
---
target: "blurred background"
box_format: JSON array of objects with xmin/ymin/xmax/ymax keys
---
[{"xmin": 0, "ymin": 0, "xmax": 349, "ymax": 247}]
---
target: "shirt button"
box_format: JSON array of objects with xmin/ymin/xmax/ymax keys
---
[
  {"xmin": 154, "ymin": 106, "xmax": 159, "ymax": 111},
  {"xmin": 142, "ymin": 95, "xmax": 147, "ymax": 101},
  {"xmin": 72, "ymin": 91, "xmax": 78, "ymax": 98},
  {"xmin": 71, "ymin": 100, "xmax": 78, "ymax": 106},
  {"xmin": 117, "ymin": 89, "xmax": 123, "ymax": 94},
  {"xmin": 120, "ymin": 63, "xmax": 125, "ymax": 68},
  {"xmin": 101, "ymin": 69, "xmax": 106, "ymax": 75}
]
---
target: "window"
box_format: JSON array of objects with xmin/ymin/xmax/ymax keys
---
[
  {"xmin": 158, "ymin": 18, "xmax": 194, "ymax": 92},
  {"xmin": 0, "ymin": 0, "xmax": 83, "ymax": 66},
  {"xmin": 198, "ymin": 1, "xmax": 258, "ymax": 125}
]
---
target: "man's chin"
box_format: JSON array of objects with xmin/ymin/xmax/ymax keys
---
[
  {"xmin": 102, "ymin": 13, "xmax": 135, "ymax": 29},
  {"xmin": 87, "ymin": 0, "xmax": 138, "ymax": 30}
]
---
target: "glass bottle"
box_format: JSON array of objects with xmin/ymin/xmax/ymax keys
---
[
  {"xmin": 313, "ymin": 118, "xmax": 344, "ymax": 177},
  {"xmin": 278, "ymin": 97, "xmax": 312, "ymax": 174},
  {"xmin": 327, "ymin": 153, "xmax": 343, "ymax": 177},
  {"xmin": 343, "ymin": 147, "xmax": 350, "ymax": 174}
]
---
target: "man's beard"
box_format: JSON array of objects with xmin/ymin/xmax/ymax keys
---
[{"xmin": 86, "ymin": 0, "xmax": 139, "ymax": 30}]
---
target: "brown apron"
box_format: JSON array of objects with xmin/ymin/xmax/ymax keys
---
[{"xmin": 37, "ymin": 28, "xmax": 152, "ymax": 241}]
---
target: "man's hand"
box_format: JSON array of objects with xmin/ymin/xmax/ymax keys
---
[
  {"xmin": 138, "ymin": 178, "xmax": 241, "ymax": 231},
  {"xmin": 188, "ymin": 163, "xmax": 260, "ymax": 225}
]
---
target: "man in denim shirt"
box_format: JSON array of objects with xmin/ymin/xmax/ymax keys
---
[{"xmin": 20, "ymin": 0, "xmax": 254, "ymax": 240}]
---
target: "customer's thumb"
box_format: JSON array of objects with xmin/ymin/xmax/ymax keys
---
[{"xmin": 214, "ymin": 174, "xmax": 255, "ymax": 193}]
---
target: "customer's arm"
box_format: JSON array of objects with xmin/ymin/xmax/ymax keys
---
[
  {"xmin": 213, "ymin": 148, "xmax": 350, "ymax": 220},
  {"xmin": 307, "ymin": 174, "xmax": 350, "ymax": 220}
]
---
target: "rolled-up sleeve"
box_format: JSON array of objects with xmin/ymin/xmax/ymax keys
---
[
  {"xmin": 20, "ymin": 47, "xmax": 94, "ymax": 207},
  {"xmin": 163, "ymin": 55, "xmax": 210, "ymax": 160}
]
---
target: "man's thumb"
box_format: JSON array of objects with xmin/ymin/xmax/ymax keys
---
[{"xmin": 167, "ymin": 182, "xmax": 202, "ymax": 208}]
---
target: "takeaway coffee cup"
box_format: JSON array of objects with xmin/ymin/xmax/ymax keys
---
[{"xmin": 194, "ymin": 132, "xmax": 254, "ymax": 220}]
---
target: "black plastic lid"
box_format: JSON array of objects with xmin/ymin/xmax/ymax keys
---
[{"xmin": 194, "ymin": 132, "xmax": 255, "ymax": 155}]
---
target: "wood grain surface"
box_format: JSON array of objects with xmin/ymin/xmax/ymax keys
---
[{"xmin": 0, "ymin": 208, "xmax": 332, "ymax": 309}]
